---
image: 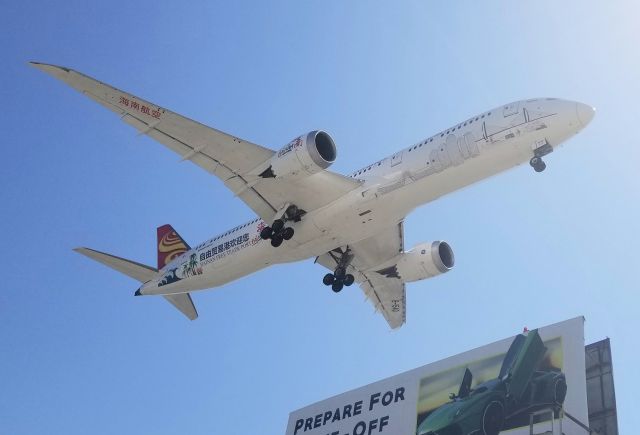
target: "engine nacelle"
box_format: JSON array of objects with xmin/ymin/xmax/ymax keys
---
[
  {"xmin": 260, "ymin": 131, "xmax": 337, "ymax": 179},
  {"xmin": 389, "ymin": 241, "xmax": 454, "ymax": 282}
]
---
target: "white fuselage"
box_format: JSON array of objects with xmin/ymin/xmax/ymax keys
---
[{"xmin": 140, "ymin": 98, "xmax": 593, "ymax": 296}]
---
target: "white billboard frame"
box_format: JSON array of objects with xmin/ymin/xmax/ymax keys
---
[{"xmin": 286, "ymin": 317, "xmax": 587, "ymax": 435}]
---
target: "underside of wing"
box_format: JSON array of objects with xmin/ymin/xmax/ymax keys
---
[
  {"xmin": 74, "ymin": 247, "xmax": 157, "ymax": 283},
  {"xmin": 316, "ymin": 222, "xmax": 406, "ymax": 329},
  {"xmin": 32, "ymin": 62, "xmax": 360, "ymax": 221},
  {"xmin": 357, "ymin": 273, "xmax": 406, "ymax": 329},
  {"xmin": 163, "ymin": 293, "xmax": 198, "ymax": 321}
]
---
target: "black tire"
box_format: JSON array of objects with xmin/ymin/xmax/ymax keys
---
[
  {"xmin": 332, "ymin": 281, "xmax": 344, "ymax": 293},
  {"xmin": 272, "ymin": 219, "xmax": 285, "ymax": 233},
  {"xmin": 323, "ymin": 273, "xmax": 335, "ymax": 286},
  {"xmin": 530, "ymin": 156, "xmax": 540, "ymax": 167},
  {"xmin": 481, "ymin": 401, "xmax": 504, "ymax": 435},
  {"xmin": 260, "ymin": 226, "xmax": 273, "ymax": 240},
  {"xmin": 343, "ymin": 274, "xmax": 355, "ymax": 286},
  {"xmin": 534, "ymin": 161, "xmax": 547, "ymax": 172},
  {"xmin": 282, "ymin": 227, "xmax": 294, "ymax": 240},
  {"xmin": 270, "ymin": 236, "xmax": 283, "ymax": 247}
]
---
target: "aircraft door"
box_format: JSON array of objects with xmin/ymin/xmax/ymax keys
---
[
  {"xmin": 464, "ymin": 132, "xmax": 479, "ymax": 157},
  {"xmin": 446, "ymin": 134, "xmax": 464, "ymax": 166}
]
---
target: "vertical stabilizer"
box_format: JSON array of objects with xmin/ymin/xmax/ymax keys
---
[{"xmin": 157, "ymin": 224, "xmax": 190, "ymax": 270}]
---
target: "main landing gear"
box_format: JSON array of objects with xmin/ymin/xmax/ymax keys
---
[
  {"xmin": 530, "ymin": 141, "xmax": 553, "ymax": 173},
  {"xmin": 260, "ymin": 219, "xmax": 294, "ymax": 247},
  {"xmin": 260, "ymin": 204, "xmax": 305, "ymax": 247},
  {"xmin": 322, "ymin": 248, "xmax": 355, "ymax": 293}
]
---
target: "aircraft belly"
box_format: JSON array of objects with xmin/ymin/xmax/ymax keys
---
[
  {"xmin": 382, "ymin": 139, "xmax": 530, "ymax": 209},
  {"xmin": 306, "ymin": 193, "xmax": 405, "ymax": 251}
]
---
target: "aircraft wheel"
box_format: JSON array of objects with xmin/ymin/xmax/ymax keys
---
[
  {"xmin": 332, "ymin": 281, "xmax": 344, "ymax": 293},
  {"xmin": 272, "ymin": 219, "xmax": 285, "ymax": 233},
  {"xmin": 481, "ymin": 401, "xmax": 504, "ymax": 435},
  {"xmin": 323, "ymin": 273, "xmax": 335, "ymax": 286},
  {"xmin": 270, "ymin": 235, "xmax": 283, "ymax": 247},
  {"xmin": 260, "ymin": 227, "xmax": 273, "ymax": 240},
  {"xmin": 282, "ymin": 227, "xmax": 294, "ymax": 240},
  {"xmin": 343, "ymin": 274, "xmax": 355, "ymax": 286},
  {"xmin": 530, "ymin": 157, "xmax": 546, "ymax": 172}
]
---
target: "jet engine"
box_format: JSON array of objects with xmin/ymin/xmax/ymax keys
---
[
  {"xmin": 259, "ymin": 131, "xmax": 337, "ymax": 179},
  {"xmin": 377, "ymin": 241, "xmax": 454, "ymax": 283}
]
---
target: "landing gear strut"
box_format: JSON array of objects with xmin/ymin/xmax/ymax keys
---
[
  {"xmin": 530, "ymin": 141, "xmax": 553, "ymax": 173},
  {"xmin": 322, "ymin": 248, "xmax": 355, "ymax": 293},
  {"xmin": 260, "ymin": 205, "xmax": 305, "ymax": 247}
]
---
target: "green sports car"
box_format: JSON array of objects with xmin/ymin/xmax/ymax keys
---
[{"xmin": 416, "ymin": 329, "xmax": 567, "ymax": 435}]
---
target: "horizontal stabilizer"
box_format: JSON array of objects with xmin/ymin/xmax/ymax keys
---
[
  {"xmin": 74, "ymin": 247, "xmax": 157, "ymax": 283},
  {"xmin": 163, "ymin": 293, "xmax": 198, "ymax": 320}
]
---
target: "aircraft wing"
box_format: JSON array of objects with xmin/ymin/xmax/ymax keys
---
[
  {"xmin": 316, "ymin": 222, "xmax": 406, "ymax": 329},
  {"xmin": 31, "ymin": 62, "xmax": 360, "ymax": 221}
]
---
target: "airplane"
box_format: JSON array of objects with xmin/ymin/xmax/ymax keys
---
[{"xmin": 31, "ymin": 62, "xmax": 595, "ymax": 329}]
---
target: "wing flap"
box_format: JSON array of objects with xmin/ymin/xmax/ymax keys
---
[{"xmin": 358, "ymin": 273, "xmax": 406, "ymax": 329}]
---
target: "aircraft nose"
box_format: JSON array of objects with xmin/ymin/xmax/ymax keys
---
[{"xmin": 576, "ymin": 102, "xmax": 595, "ymax": 128}]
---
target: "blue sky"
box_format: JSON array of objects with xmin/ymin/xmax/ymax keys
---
[{"xmin": 1, "ymin": 1, "xmax": 637, "ymax": 433}]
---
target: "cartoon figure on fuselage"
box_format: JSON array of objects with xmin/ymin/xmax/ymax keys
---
[{"xmin": 32, "ymin": 62, "xmax": 595, "ymax": 328}]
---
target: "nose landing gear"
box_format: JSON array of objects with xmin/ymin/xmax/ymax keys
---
[
  {"xmin": 530, "ymin": 156, "xmax": 547, "ymax": 172},
  {"xmin": 322, "ymin": 248, "xmax": 355, "ymax": 292},
  {"xmin": 530, "ymin": 140, "xmax": 553, "ymax": 173}
]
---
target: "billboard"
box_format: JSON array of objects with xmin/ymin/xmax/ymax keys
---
[{"xmin": 286, "ymin": 317, "xmax": 588, "ymax": 435}]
